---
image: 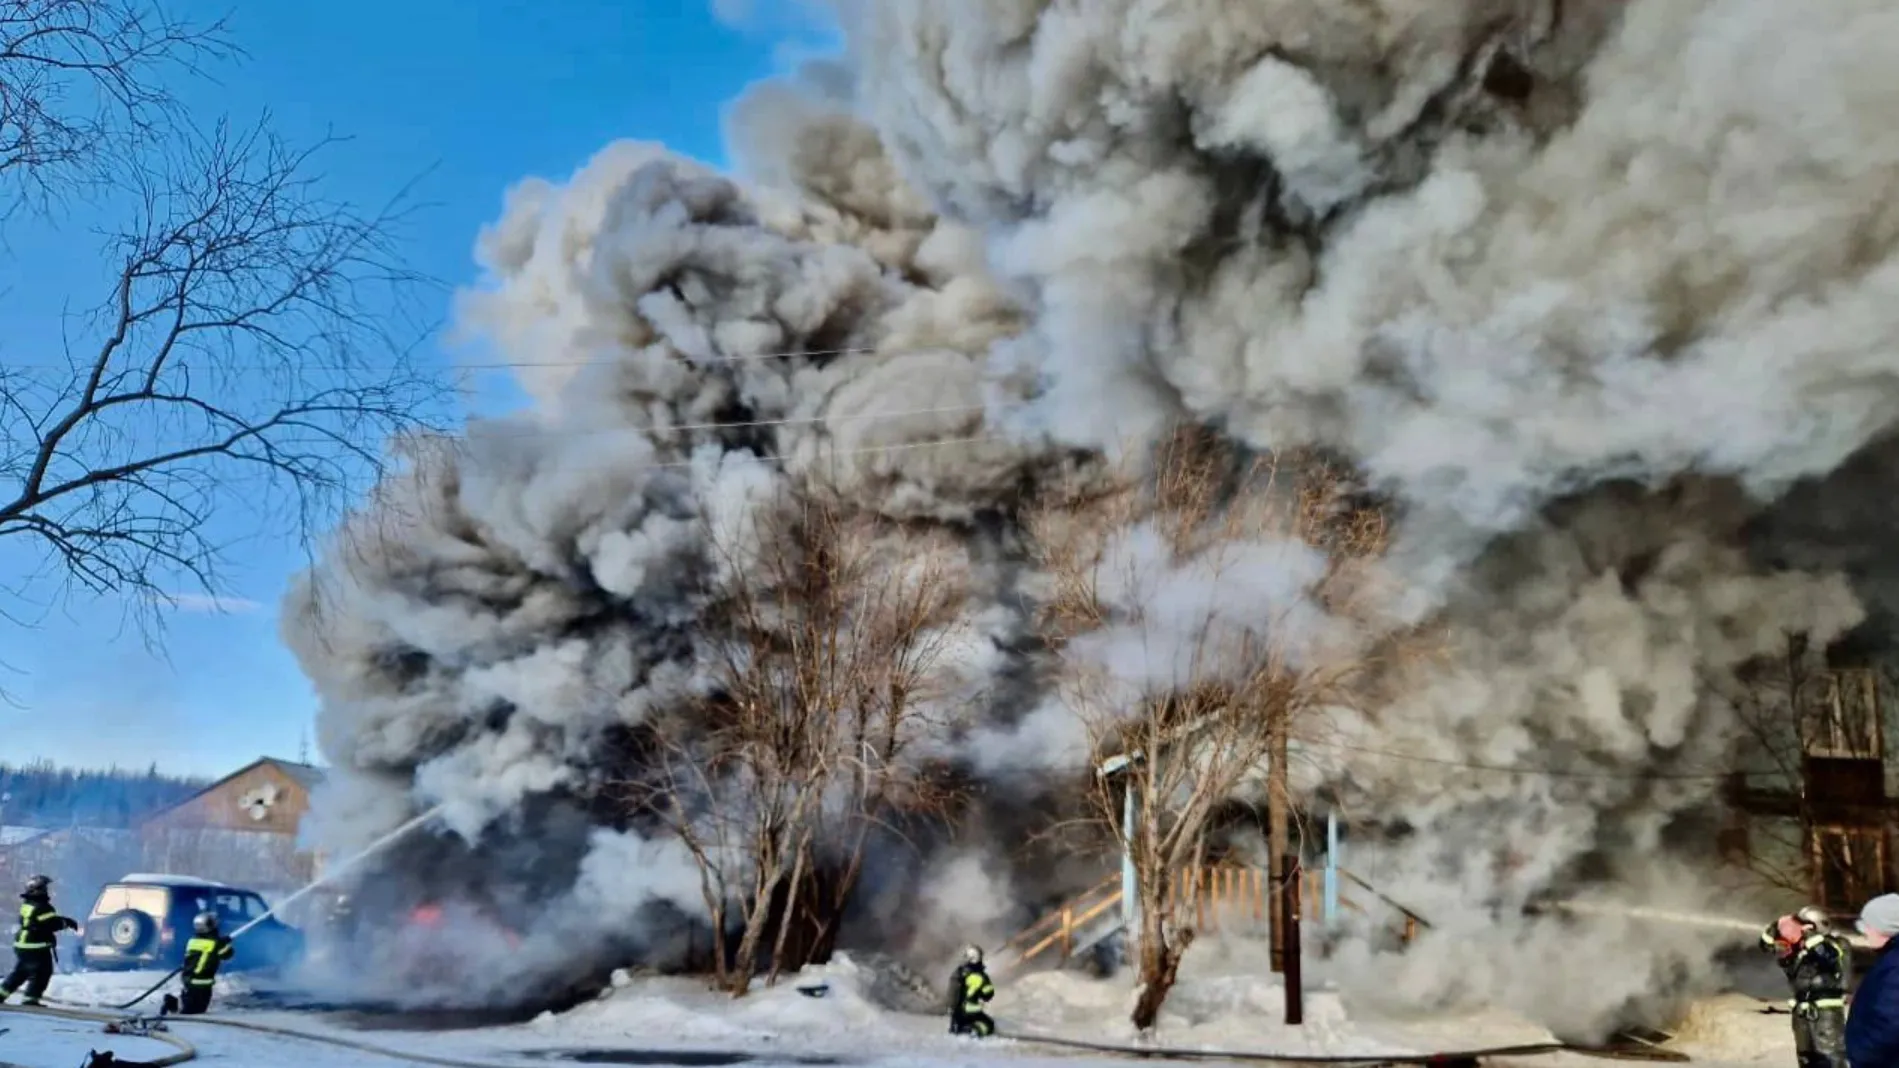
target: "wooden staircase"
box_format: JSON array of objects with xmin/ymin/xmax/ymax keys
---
[{"xmin": 998, "ymin": 864, "xmax": 1427, "ymax": 973}]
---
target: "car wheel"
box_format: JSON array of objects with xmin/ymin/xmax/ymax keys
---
[{"xmin": 104, "ymin": 910, "xmax": 155, "ymax": 955}]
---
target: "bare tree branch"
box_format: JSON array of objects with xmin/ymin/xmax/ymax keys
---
[
  {"xmin": 0, "ymin": 0, "xmax": 236, "ymax": 220},
  {"xmin": 0, "ymin": 114, "xmax": 447, "ymax": 624}
]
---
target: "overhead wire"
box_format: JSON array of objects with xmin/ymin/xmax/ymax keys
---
[
  {"xmin": 2, "ymin": 343, "xmax": 892, "ymax": 375},
  {"xmin": 451, "ymin": 402, "xmax": 990, "ymax": 440}
]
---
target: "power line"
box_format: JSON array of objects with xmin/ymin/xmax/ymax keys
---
[
  {"xmin": 455, "ymin": 402, "xmax": 989, "ymax": 440},
  {"xmin": 3, "ymin": 343, "xmax": 891, "ymax": 375},
  {"xmin": 620, "ymin": 432, "xmax": 1006, "ymax": 472}
]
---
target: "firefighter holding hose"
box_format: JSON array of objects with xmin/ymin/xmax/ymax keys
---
[
  {"xmin": 1761, "ymin": 905, "xmax": 1849, "ymax": 1068},
  {"xmin": 161, "ymin": 911, "xmax": 234, "ymax": 1016}
]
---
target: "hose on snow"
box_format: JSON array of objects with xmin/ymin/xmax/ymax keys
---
[
  {"xmin": 1002, "ymin": 1029, "xmax": 1691, "ymax": 1064},
  {"xmin": 0, "ymin": 999, "xmax": 532, "ymax": 1068},
  {"xmin": 0, "ymin": 1002, "xmax": 195, "ymax": 1066}
]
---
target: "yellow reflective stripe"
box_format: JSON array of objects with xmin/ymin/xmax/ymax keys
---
[
  {"xmin": 185, "ymin": 937, "xmax": 224, "ymax": 975},
  {"xmin": 14, "ymin": 903, "xmax": 50, "ymax": 949}
]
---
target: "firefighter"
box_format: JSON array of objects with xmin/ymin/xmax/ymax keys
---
[
  {"xmin": 947, "ymin": 944, "xmax": 996, "ymax": 1038},
  {"xmin": 1, "ymin": 874, "xmax": 79, "ymax": 1006},
  {"xmin": 175, "ymin": 911, "xmax": 234, "ymax": 1015},
  {"xmin": 1760, "ymin": 905, "xmax": 1849, "ymax": 1068}
]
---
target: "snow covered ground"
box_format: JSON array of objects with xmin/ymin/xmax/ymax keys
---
[{"xmin": 1, "ymin": 946, "xmax": 1800, "ymax": 1068}]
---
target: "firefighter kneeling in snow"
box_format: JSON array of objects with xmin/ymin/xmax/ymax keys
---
[
  {"xmin": 1761, "ymin": 905, "xmax": 1849, "ymax": 1068},
  {"xmin": 168, "ymin": 912, "xmax": 234, "ymax": 1016},
  {"xmin": 948, "ymin": 945, "xmax": 996, "ymax": 1038},
  {"xmin": 1, "ymin": 874, "xmax": 79, "ymax": 1006}
]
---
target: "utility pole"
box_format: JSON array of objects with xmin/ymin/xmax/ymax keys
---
[
  {"xmin": 1267, "ymin": 694, "xmax": 1290, "ymax": 973},
  {"xmin": 1281, "ymin": 851, "xmax": 1303, "ymax": 1025},
  {"xmin": 1323, "ymin": 810, "xmax": 1340, "ymax": 927}
]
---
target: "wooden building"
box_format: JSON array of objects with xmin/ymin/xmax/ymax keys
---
[
  {"xmin": 1725, "ymin": 640, "xmax": 1897, "ymax": 912},
  {"xmin": 136, "ymin": 757, "xmax": 325, "ymax": 894}
]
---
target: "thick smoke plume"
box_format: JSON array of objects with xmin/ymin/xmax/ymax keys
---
[{"xmin": 284, "ymin": 0, "xmax": 1899, "ymax": 1035}]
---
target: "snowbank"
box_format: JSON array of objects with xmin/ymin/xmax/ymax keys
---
[
  {"xmin": 496, "ymin": 947, "xmax": 1421, "ymax": 1061},
  {"xmin": 500, "ymin": 943, "xmax": 1793, "ymax": 1068}
]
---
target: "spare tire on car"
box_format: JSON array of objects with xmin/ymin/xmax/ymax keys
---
[{"xmin": 104, "ymin": 909, "xmax": 155, "ymax": 954}]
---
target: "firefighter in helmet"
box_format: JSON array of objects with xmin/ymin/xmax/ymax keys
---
[
  {"xmin": 947, "ymin": 944, "xmax": 996, "ymax": 1037},
  {"xmin": 1, "ymin": 874, "xmax": 79, "ymax": 1006},
  {"xmin": 1761, "ymin": 905, "xmax": 1849, "ymax": 1068},
  {"xmin": 173, "ymin": 911, "xmax": 235, "ymax": 1015}
]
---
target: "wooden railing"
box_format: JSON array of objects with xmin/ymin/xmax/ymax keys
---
[
  {"xmin": 1002, "ymin": 864, "xmax": 1430, "ymax": 970},
  {"xmin": 1002, "ymin": 874, "xmax": 1124, "ymax": 966},
  {"xmin": 1338, "ymin": 868, "xmax": 1430, "ymax": 942}
]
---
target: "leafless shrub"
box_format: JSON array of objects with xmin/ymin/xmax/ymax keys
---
[{"xmin": 628, "ymin": 483, "xmax": 974, "ymax": 996}]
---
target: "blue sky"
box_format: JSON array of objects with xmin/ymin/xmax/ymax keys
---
[{"xmin": 0, "ymin": 0, "xmax": 830, "ymax": 777}]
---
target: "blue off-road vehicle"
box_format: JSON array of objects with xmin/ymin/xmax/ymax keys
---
[{"xmin": 79, "ymin": 874, "xmax": 304, "ymax": 973}]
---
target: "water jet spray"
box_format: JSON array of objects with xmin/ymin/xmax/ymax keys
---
[
  {"xmin": 1532, "ymin": 899, "xmax": 1881, "ymax": 951},
  {"xmin": 1531, "ymin": 900, "xmax": 1763, "ymax": 937}
]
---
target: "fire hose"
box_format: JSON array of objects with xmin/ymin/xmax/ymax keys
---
[
  {"xmin": 2, "ymin": 998, "xmax": 541, "ymax": 1068},
  {"xmin": 0, "ymin": 1002, "xmax": 195, "ymax": 1066},
  {"xmin": 0, "ymin": 1002, "xmax": 1691, "ymax": 1068},
  {"xmin": 1002, "ymin": 1029, "xmax": 1688, "ymax": 1064}
]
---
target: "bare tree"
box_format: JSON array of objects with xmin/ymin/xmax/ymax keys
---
[
  {"xmin": 0, "ymin": 2, "xmax": 443, "ymax": 628},
  {"xmin": 1030, "ymin": 428, "xmax": 1392, "ymax": 1031},
  {"xmin": 632, "ymin": 485, "xmax": 971, "ymax": 996}
]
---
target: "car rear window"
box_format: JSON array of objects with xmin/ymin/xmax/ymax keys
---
[
  {"xmin": 210, "ymin": 891, "xmax": 269, "ymax": 925},
  {"xmin": 91, "ymin": 886, "xmax": 168, "ymax": 919}
]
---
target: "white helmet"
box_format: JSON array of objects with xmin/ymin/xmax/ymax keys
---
[
  {"xmin": 192, "ymin": 912, "xmax": 218, "ymax": 936},
  {"xmin": 962, "ymin": 944, "xmax": 983, "ymax": 965},
  {"xmin": 1796, "ymin": 905, "xmax": 1830, "ymax": 929}
]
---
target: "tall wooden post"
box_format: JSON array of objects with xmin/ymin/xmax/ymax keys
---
[
  {"xmin": 1267, "ymin": 696, "xmax": 1290, "ymax": 973},
  {"xmin": 1282, "ymin": 851, "xmax": 1303, "ymax": 1025}
]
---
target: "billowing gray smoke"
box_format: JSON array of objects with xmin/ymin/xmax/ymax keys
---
[{"xmin": 284, "ymin": 0, "xmax": 1899, "ymax": 1035}]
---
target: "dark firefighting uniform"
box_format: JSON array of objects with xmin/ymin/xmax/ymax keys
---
[
  {"xmin": 1761, "ymin": 923, "xmax": 1849, "ymax": 1068},
  {"xmin": 948, "ymin": 961, "xmax": 996, "ymax": 1037},
  {"xmin": 1, "ymin": 891, "xmax": 78, "ymax": 1005},
  {"xmin": 178, "ymin": 932, "xmax": 235, "ymax": 1014}
]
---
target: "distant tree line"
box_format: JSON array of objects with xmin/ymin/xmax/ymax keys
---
[{"xmin": 0, "ymin": 762, "xmax": 209, "ymax": 829}]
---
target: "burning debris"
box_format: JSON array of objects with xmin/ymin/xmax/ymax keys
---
[{"xmin": 283, "ymin": 0, "xmax": 1899, "ymax": 1037}]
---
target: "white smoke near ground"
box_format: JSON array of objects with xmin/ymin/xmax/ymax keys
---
[{"xmin": 280, "ymin": 0, "xmax": 1899, "ymax": 1037}]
